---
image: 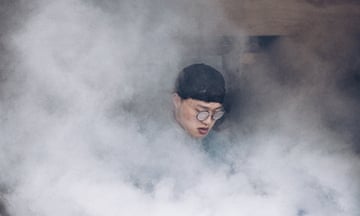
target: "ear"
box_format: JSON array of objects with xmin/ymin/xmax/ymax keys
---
[{"xmin": 172, "ymin": 93, "xmax": 181, "ymax": 108}]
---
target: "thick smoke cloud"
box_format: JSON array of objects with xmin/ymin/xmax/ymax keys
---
[{"xmin": 0, "ymin": 0, "xmax": 359, "ymax": 216}]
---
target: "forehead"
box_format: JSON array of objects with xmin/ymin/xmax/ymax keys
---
[{"xmin": 184, "ymin": 98, "xmax": 223, "ymax": 110}]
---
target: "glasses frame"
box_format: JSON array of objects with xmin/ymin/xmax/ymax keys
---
[{"xmin": 196, "ymin": 110, "xmax": 225, "ymax": 121}]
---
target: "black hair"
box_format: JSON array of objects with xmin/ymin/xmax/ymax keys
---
[{"xmin": 175, "ymin": 63, "xmax": 225, "ymax": 103}]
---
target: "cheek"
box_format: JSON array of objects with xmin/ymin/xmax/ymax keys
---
[
  {"xmin": 181, "ymin": 109, "xmax": 197, "ymax": 126},
  {"xmin": 185, "ymin": 111, "xmax": 194, "ymax": 121},
  {"xmin": 180, "ymin": 107, "xmax": 193, "ymax": 120},
  {"xmin": 209, "ymin": 122, "xmax": 216, "ymax": 129}
]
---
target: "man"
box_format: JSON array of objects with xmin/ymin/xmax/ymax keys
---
[
  {"xmin": 173, "ymin": 63, "xmax": 226, "ymax": 139},
  {"xmin": 127, "ymin": 64, "xmax": 228, "ymax": 191}
]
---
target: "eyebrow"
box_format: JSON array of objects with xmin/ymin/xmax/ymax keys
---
[{"xmin": 196, "ymin": 105, "xmax": 223, "ymax": 111}]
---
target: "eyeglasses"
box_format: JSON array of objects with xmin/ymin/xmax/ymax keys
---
[{"xmin": 196, "ymin": 110, "xmax": 225, "ymax": 121}]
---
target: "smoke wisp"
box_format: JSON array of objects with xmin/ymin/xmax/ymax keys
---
[{"xmin": 0, "ymin": 0, "xmax": 359, "ymax": 215}]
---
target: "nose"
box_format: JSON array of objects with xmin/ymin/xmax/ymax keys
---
[{"xmin": 202, "ymin": 115, "xmax": 213, "ymax": 125}]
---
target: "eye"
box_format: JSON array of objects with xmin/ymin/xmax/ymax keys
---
[
  {"xmin": 197, "ymin": 111, "xmax": 210, "ymax": 121},
  {"xmin": 213, "ymin": 110, "xmax": 225, "ymax": 120}
]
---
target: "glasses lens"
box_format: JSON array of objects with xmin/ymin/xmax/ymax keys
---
[
  {"xmin": 213, "ymin": 110, "xmax": 225, "ymax": 120},
  {"xmin": 197, "ymin": 111, "xmax": 210, "ymax": 121}
]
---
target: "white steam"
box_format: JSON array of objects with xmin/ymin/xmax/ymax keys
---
[{"xmin": 0, "ymin": 0, "xmax": 359, "ymax": 216}]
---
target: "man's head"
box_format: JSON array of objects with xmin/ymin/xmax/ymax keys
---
[{"xmin": 173, "ymin": 63, "xmax": 226, "ymax": 138}]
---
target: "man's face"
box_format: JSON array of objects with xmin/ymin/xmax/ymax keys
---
[{"xmin": 173, "ymin": 94, "xmax": 223, "ymax": 139}]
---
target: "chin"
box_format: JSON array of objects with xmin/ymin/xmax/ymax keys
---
[{"xmin": 190, "ymin": 132, "xmax": 207, "ymax": 139}]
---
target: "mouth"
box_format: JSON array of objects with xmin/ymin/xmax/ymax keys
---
[{"xmin": 197, "ymin": 127, "xmax": 209, "ymax": 136}]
